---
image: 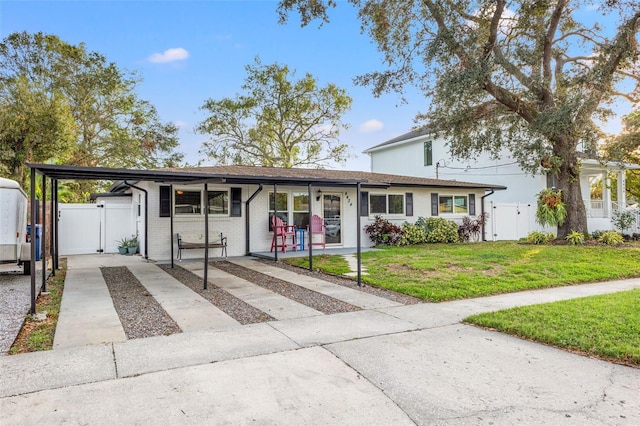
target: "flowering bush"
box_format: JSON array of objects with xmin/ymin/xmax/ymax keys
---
[
  {"xmin": 416, "ymin": 217, "xmax": 459, "ymax": 243},
  {"xmin": 397, "ymin": 222, "xmax": 427, "ymax": 246},
  {"xmin": 363, "ymin": 215, "xmax": 402, "ymax": 245}
]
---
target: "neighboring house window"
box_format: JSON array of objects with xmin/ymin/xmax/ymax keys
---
[
  {"xmin": 370, "ymin": 193, "xmax": 405, "ymax": 215},
  {"xmin": 424, "ymin": 141, "xmax": 433, "ymax": 166},
  {"xmin": 439, "ymin": 195, "xmax": 468, "ymax": 214},
  {"xmin": 175, "ymin": 190, "xmax": 201, "ymax": 215},
  {"xmin": 292, "ymin": 192, "xmax": 310, "ymax": 228},
  {"xmin": 207, "ymin": 190, "xmax": 229, "ymax": 215}
]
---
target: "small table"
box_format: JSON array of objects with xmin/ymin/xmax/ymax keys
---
[{"xmin": 295, "ymin": 229, "xmax": 306, "ymax": 251}]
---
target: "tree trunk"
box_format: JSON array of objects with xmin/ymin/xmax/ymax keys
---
[{"xmin": 554, "ymin": 142, "xmax": 588, "ymax": 238}]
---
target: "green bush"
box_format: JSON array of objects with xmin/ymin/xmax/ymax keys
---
[
  {"xmin": 398, "ymin": 222, "xmax": 427, "ymax": 246},
  {"xmin": 565, "ymin": 230, "xmax": 585, "ymax": 245},
  {"xmin": 612, "ymin": 210, "xmax": 636, "ymax": 234},
  {"xmin": 415, "ymin": 217, "xmax": 459, "ymax": 243},
  {"xmin": 590, "ymin": 230, "xmax": 604, "ymax": 239},
  {"xmin": 598, "ymin": 231, "xmax": 624, "ymax": 245},
  {"xmin": 526, "ymin": 231, "xmax": 554, "ymax": 244}
]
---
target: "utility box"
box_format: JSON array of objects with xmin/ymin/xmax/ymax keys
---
[{"xmin": 0, "ymin": 177, "xmax": 28, "ymax": 263}]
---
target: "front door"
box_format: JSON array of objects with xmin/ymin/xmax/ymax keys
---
[{"xmin": 322, "ymin": 193, "xmax": 342, "ymax": 245}]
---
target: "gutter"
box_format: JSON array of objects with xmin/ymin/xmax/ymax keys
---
[
  {"xmin": 480, "ymin": 189, "xmax": 495, "ymax": 242},
  {"xmin": 245, "ymin": 184, "xmax": 263, "ymax": 255},
  {"xmin": 123, "ymin": 181, "xmax": 148, "ymax": 259}
]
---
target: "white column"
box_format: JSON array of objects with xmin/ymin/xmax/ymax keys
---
[
  {"xmin": 602, "ymin": 172, "xmax": 611, "ymax": 217},
  {"xmin": 617, "ymin": 170, "xmax": 627, "ymax": 209}
]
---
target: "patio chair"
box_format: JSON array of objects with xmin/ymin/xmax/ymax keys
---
[
  {"xmin": 307, "ymin": 214, "xmax": 326, "ymax": 250},
  {"xmin": 270, "ymin": 215, "xmax": 297, "ymax": 252}
]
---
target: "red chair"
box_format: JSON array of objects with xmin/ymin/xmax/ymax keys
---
[
  {"xmin": 307, "ymin": 214, "xmax": 326, "ymax": 250},
  {"xmin": 270, "ymin": 215, "xmax": 297, "ymax": 252}
]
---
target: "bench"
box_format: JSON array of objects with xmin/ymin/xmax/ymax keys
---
[{"xmin": 176, "ymin": 233, "xmax": 227, "ymax": 260}]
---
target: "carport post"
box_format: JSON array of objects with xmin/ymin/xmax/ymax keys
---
[
  {"xmin": 30, "ymin": 168, "xmax": 37, "ymax": 314},
  {"xmin": 308, "ymin": 183, "xmax": 313, "ymax": 271},
  {"xmin": 203, "ymin": 183, "xmax": 209, "ymax": 290},
  {"xmin": 170, "ymin": 184, "xmax": 174, "ymax": 268},
  {"xmin": 52, "ymin": 179, "xmax": 58, "ymax": 273},
  {"xmin": 41, "ymin": 174, "xmax": 46, "ymax": 292}
]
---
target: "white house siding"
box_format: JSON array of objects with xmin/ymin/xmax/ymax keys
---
[{"xmin": 136, "ymin": 182, "xmax": 489, "ymax": 261}]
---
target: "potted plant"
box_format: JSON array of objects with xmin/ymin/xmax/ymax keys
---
[
  {"xmin": 117, "ymin": 237, "xmax": 129, "ymax": 255},
  {"xmin": 127, "ymin": 235, "xmax": 138, "ymax": 254}
]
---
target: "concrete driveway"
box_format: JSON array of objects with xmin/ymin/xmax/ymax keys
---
[{"xmin": 1, "ymin": 255, "xmax": 639, "ymax": 425}]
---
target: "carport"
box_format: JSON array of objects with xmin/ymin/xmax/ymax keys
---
[{"xmin": 26, "ymin": 163, "xmax": 366, "ymax": 314}]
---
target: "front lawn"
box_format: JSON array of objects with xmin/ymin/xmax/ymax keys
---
[
  {"xmin": 464, "ymin": 289, "xmax": 640, "ymax": 367},
  {"xmin": 284, "ymin": 242, "xmax": 640, "ymax": 301}
]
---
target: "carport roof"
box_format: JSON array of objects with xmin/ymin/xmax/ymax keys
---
[{"xmin": 27, "ymin": 163, "xmax": 506, "ymax": 191}]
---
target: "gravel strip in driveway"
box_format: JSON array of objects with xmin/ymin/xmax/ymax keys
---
[
  {"xmin": 261, "ymin": 260, "xmax": 423, "ymax": 306},
  {"xmin": 157, "ymin": 264, "xmax": 274, "ymax": 325},
  {"xmin": 0, "ymin": 273, "xmax": 30, "ymax": 354},
  {"xmin": 213, "ymin": 261, "xmax": 361, "ymax": 315},
  {"xmin": 101, "ymin": 267, "xmax": 181, "ymax": 339}
]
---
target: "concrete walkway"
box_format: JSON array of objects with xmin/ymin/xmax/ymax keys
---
[{"xmin": 2, "ymin": 255, "xmax": 639, "ymax": 424}]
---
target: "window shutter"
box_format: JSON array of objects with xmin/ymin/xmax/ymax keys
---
[
  {"xmin": 469, "ymin": 193, "xmax": 476, "ymax": 216},
  {"xmin": 159, "ymin": 186, "xmax": 171, "ymax": 217},
  {"xmin": 405, "ymin": 193, "xmax": 413, "ymax": 216},
  {"xmin": 230, "ymin": 187, "xmax": 242, "ymax": 217},
  {"xmin": 360, "ymin": 191, "xmax": 369, "ymax": 216},
  {"xmin": 431, "ymin": 193, "xmax": 439, "ymax": 216}
]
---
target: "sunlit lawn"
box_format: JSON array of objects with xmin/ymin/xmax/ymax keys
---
[
  {"xmin": 464, "ymin": 289, "xmax": 640, "ymax": 367},
  {"xmin": 284, "ymin": 241, "xmax": 640, "ymax": 302}
]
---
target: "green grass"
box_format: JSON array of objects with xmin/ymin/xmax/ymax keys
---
[
  {"xmin": 286, "ymin": 254, "xmax": 351, "ymax": 275},
  {"xmin": 284, "ymin": 242, "xmax": 640, "ymax": 301},
  {"xmin": 464, "ymin": 290, "xmax": 640, "ymax": 367},
  {"xmin": 9, "ymin": 259, "xmax": 66, "ymax": 354}
]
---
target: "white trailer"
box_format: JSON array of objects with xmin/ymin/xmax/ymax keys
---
[{"xmin": 0, "ymin": 177, "xmax": 28, "ymax": 263}]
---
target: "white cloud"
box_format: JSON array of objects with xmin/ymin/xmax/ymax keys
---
[
  {"xmin": 174, "ymin": 120, "xmax": 189, "ymax": 129},
  {"xmin": 359, "ymin": 119, "xmax": 384, "ymax": 133},
  {"xmin": 148, "ymin": 47, "xmax": 190, "ymax": 63}
]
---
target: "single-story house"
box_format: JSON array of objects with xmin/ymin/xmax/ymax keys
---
[{"xmin": 364, "ymin": 129, "xmax": 640, "ymax": 239}]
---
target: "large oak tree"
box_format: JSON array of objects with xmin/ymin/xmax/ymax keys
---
[
  {"xmin": 197, "ymin": 57, "xmax": 352, "ymax": 168},
  {"xmin": 278, "ymin": 0, "xmax": 640, "ymax": 237}
]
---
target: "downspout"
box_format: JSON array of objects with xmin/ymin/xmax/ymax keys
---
[
  {"xmin": 481, "ymin": 189, "xmax": 495, "ymax": 242},
  {"xmin": 245, "ymin": 184, "xmax": 263, "ymax": 255},
  {"xmin": 123, "ymin": 181, "xmax": 148, "ymax": 259}
]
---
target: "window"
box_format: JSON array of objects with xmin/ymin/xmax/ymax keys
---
[
  {"xmin": 424, "ymin": 140, "xmax": 433, "ymax": 166},
  {"xmin": 268, "ymin": 192, "xmax": 289, "ymax": 229},
  {"xmin": 439, "ymin": 195, "xmax": 468, "ymax": 214},
  {"xmin": 174, "ymin": 190, "xmax": 201, "ymax": 215},
  {"xmin": 370, "ymin": 193, "xmax": 405, "ymax": 215},
  {"xmin": 292, "ymin": 192, "xmax": 310, "ymax": 228},
  {"xmin": 207, "ymin": 190, "xmax": 229, "ymax": 215}
]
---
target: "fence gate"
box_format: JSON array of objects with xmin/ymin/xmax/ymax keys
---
[
  {"xmin": 489, "ymin": 202, "xmax": 536, "ymax": 241},
  {"xmin": 58, "ymin": 202, "xmax": 133, "ymax": 255}
]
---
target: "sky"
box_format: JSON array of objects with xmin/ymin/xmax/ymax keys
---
[{"xmin": 0, "ymin": 1, "xmax": 634, "ymax": 172}]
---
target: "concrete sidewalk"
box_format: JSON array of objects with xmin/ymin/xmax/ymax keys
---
[{"xmin": 1, "ymin": 255, "xmax": 639, "ymax": 424}]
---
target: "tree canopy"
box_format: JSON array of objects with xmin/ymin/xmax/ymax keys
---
[
  {"xmin": 278, "ymin": 0, "xmax": 640, "ymax": 237},
  {"xmin": 0, "ymin": 32, "xmax": 183, "ymax": 196},
  {"xmin": 197, "ymin": 57, "xmax": 352, "ymax": 168}
]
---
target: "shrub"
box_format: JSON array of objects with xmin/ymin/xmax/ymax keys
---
[
  {"xmin": 458, "ymin": 213, "xmax": 488, "ymax": 243},
  {"xmin": 612, "ymin": 210, "xmax": 636, "ymax": 234},
  {"xmin": 565, "ymin": 230, "xmax": 585, "ymax": 245},
  {"xmin": 526, "ymin": 231, "xmax": 553, "ymax": 245},
  {"xmin": 590, "ymin": 230, "xmax": 604, "ymax": 239},
  {"xmin": 536, "ymin": 188, "xmax": 566, "ymax": 227},
  {"xmin": 415, "ymin": 217, "xmax": 459, "ymax": 243},
  {"xmin": 364, "ymin": 215, "xmax": 402, "ymax": 246},
  {"xmin": 398, "ymin": 222, "xmax": 427, "ymax": 246},
  {"xmin": 598, "ymin": 231, "xmax": 624, "ymax": 245}
]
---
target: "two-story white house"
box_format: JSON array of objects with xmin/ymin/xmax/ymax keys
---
[{"xmin": 364, "ymin": 129, "xmax": 638, "ymax": 240}]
